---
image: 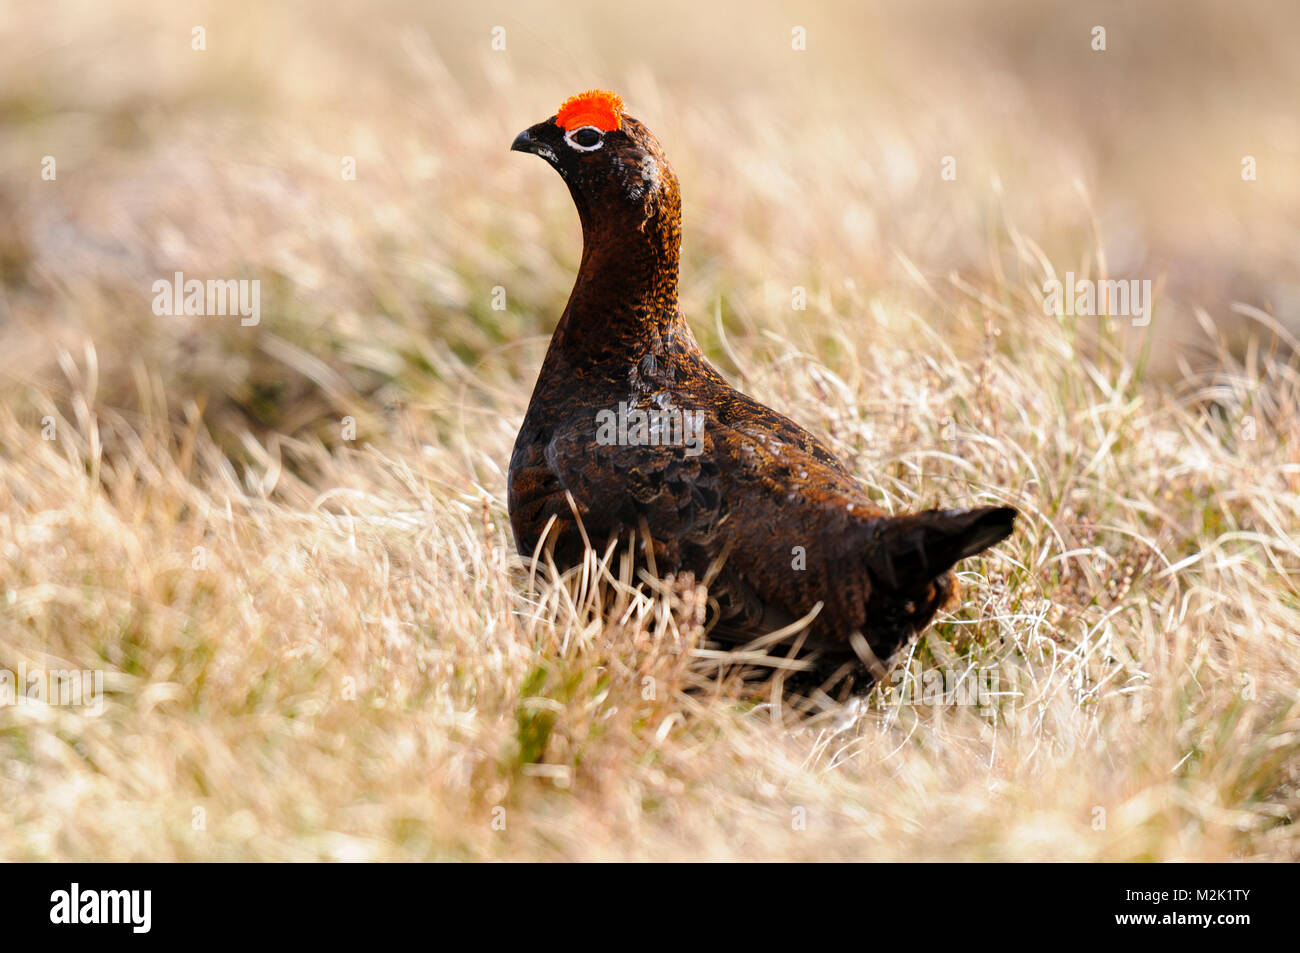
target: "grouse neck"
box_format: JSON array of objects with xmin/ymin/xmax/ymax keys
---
[{"xmin": 553, "ymin": 201, "xmax": 683, "ymax": 359}]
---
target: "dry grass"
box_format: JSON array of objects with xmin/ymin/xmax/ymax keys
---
[{"xmin": 1, "ymin": 0, "xmax": 1298, "ymax": 861}]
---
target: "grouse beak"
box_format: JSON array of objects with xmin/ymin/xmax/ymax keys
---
[
  {"xmin": 511, "ymin": 129, "xmax": 540, "ymax": 155},
  {"xmin": 511, "ymin": 126, "xmax": 560, "ymax": 167}
]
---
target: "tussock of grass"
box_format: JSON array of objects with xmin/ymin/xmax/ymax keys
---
[
  {"xmin": 2, "ymin": 298, "xmax": 1297, "ymax": 860},
  {"xmin": 1, "ymin": 0, "xmax": 1298, "ymax": 860}
]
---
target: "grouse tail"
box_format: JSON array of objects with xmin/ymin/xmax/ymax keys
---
[{"xmin": 866, "ymin": 505, "xmax": 1017, "ymax": 588}]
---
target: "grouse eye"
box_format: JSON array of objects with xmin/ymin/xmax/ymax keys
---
[
  {"xmin": 566, "ymin": 126, "xmax": 604, "ymax": 151},
  {"xmin": 903, "ymin": 601, "xmax": 917, "ymax": 615}
]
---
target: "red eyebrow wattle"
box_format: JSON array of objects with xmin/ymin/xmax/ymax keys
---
[{"xmin": 555, "ymin": 89, "xmax": 624, "ymax": 132}]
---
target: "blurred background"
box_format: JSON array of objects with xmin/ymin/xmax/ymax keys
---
[{"xmin": 2, "ymin": 0, "xmax": 1297, "ymax": 452}]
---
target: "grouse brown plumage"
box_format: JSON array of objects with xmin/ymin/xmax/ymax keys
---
[{"xmin": 508, "ymin": 90, "xmax": 1015, "ymax": 670}]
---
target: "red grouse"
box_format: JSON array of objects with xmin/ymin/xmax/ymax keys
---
[{"xmin": 508, "ymin": 90, "xmax": 1015, "ymax": 671}]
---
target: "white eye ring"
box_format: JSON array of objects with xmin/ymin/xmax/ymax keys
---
[{"xmin": 564, "ymin": 126, "xmax": 605, "ymax": 151}]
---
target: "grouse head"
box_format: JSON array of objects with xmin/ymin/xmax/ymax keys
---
[{"xmin": 510, "ymin": 89, "xmax": 678, "ymax": 231}]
